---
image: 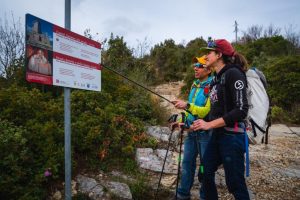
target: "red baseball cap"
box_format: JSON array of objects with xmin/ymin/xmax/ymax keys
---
[{"xmin": 200, "ymin": 39, "xmax": 235, "ymax": 56}]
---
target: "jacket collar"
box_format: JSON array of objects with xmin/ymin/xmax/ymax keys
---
[
  {"xmin": 193, "ymin": 76, "xmax": 213, "ymax": 88},
  {"xmin": 216, "ymin": 64, "xmax": 231, "ymax": 79}
]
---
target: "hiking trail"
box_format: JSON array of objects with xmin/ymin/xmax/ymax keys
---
[{"xmin": 137, "ymin": 81, "xmax": 300, "ymax": 200}]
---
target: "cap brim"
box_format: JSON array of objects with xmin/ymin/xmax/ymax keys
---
[
  {"xmin": 192, "ymin": 57, "xmax": 198, "ymax": 63},
  {"xmin": 199, "ymin": 47, "xmax": 216, "ymax": 53},
  {"xmin": 193, "ymin": 56, "xmax": 206, "ymax": 65}
]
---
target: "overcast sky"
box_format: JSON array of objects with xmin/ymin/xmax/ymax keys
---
[{"xmin": 1, "ymin": 0, "xmax": 300, "ymax": 49}]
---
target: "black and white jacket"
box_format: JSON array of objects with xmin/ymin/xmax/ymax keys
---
[{"xmin": 209, "ymin": 64, "xmax": 249, "ymax": 130}]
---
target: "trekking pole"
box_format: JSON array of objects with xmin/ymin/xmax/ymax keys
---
[
  {"xmin": 155, "ymin": 123, "xmax": 177, "ymax": 200},
  {"xmin": 195, "ymin": 133, "xmax": 204, "ymax": 182},
  {"xmin": 265, "ymin": 106, "xmax": 272, "ymax": 144},
  {"xmin": 175, "ymin": 113, "xmax": 186, "ymax": 199},
  {"xmin": 102, "ymin": 64, "xmax": 197, "ymax": 118},
  {"xmin": 102, "ymin": 64, "xmax": 174, "ymax": 104}
]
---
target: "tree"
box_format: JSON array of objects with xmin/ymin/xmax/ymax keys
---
[
  {"xmin": 284, "ymin": 25, "xmax": 300, "ymax": 55},
  {"xmin": 183, "ymin": 37, "xmax": 207, "ymax": 66},
  {"xmin": 263, "ymin": 24, "xmax": 281, "ymax": 38},
  {"xmin": 265, "ymin": 56, "xmax": 300, "ymax": 123},
  {"xmin": 241, "ymin": 25, "xmax": 263, "ymax": 42},
  {"xmin": 0, "ymin": 13, "xmax": 24, "ymax": 78},
  {"xmin": 284, "ymin": 24, "xmax": 300, "ymax": 48},
  {"xmin": 235, "ymin": 35, "xmax": 295, "ymax": 64},
  {"xmin": 148, "ymin": 39, "xmax": 185, "ymax": 82},
  {"xmin": 83, "ymin": 28, "xmax": 108, "ymax": 50},
  {"xmin": 102, "ymin": 33, "xmax": 134, "ymax": 74},
  {"xmin": 133, "ymin": 37, "xmax": 151, "ymax": 58}
]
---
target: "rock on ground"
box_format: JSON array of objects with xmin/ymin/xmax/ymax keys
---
[
  {"xmin": 146, "ymin": 126, "xmax": 179, "ymax": 143},
  {"xmin": 136, "ymin": 148, "xmax": 179, "ymax": 174},
  {"xmin": 76, "ymin": 175, "xmax": 105, "ymax": 200},
  {"xmin": 103, "ymin": 181, "xmax": 132, "ymax": 199},
  {"xmin": 75, "ymin": 174, "xmax": 133, "ymax": 200}
]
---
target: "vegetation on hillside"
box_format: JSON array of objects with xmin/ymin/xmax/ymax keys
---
[{"xmin": 0, "ymin": 15, "xmax": 299, "ymax": 199}]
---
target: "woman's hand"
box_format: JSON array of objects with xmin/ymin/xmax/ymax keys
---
[
  {"xmin": 169, "ymin": 122, "xmax": 185, "ymax": 130},
  {"xmin": 172, "ymin": 100, "xmax": 187, "ymax": 109},
  {"xmin": 192, "ymin": 118, "xmax": 226, "ymax": 131},
  {"xmin": 191, "ymin": 119, "xmax": 211, "ymax": 131}
]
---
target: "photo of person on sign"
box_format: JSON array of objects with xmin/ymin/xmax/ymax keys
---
[{"xmin": 27, "ymin": 46, "xmax": 52, "ymax": 76}]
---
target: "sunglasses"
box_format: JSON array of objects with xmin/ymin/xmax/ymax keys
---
[{"xmin": 193, "ymin": 63, "xmax": 205, "ymax": 68}]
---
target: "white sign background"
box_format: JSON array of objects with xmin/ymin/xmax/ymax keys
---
[{"xmin": 52, "ymin": 25, "xmax": 101, "ymax": 91}]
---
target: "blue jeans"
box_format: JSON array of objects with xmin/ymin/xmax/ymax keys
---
[
  {"xmin": 202, "ymin": 131, "xmax": 250, "ymax": 200},
  {"xmin": 177, "ymin": 131, "xmax": 211, "ymax": 199}
]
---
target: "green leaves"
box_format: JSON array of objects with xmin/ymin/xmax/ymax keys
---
[
  {"xmin": 0, "ymin": 120, "xmax": 32, "ymax": 199},
  {"xmin": 0, "ymin": 70, "xmax": 162, "ymax": 198},
  {"xmin": 265, "ymin": 56, "xmax": 300, "ymax": 113},
  {"xmin": 234, "ymin": 36, "xmax": 300, "ymax": 124}
]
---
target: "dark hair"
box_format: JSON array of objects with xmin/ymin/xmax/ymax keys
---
[{"xmin": 221, "ymin": 52, "xmax": 249, "ymax": 72}]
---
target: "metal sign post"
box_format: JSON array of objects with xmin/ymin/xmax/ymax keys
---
[
  {"xmin": 64, "ymin": 0, "xmax": 71, "ymax": 199},
  {"xmin": 25, "ymin": 3, "xmax": 101, "ymax": 199}
]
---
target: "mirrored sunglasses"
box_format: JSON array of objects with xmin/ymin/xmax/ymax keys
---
[{"xmin": 193, "ymin": 63, "xmax": 205, "ymax": 68}]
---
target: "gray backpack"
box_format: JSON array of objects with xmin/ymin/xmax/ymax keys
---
[{"xmin": 245, "ymin": 67, "xmax": 271, "ymax": 144}]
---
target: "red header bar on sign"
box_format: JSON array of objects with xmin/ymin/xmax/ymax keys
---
[
  {"xmin": 26, "ymin": 72, "xmax": 53, "ymax": 85},
  {"xmin": 53, "ymin": 52, "xmax": 102, "ymax": 70},
  {"xmin": 53, "ymin": 25, "xmax": 101, "ymax": 49}
]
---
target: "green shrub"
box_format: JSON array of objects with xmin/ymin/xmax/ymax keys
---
[
  {"xmin": 128, "ymin": 174, "xmax": 153, "ymax": 200},
  {"xmin": 0, "ymin": 120, "xmax": 48, "ymax": 199},
  {"xmin": 265, "ymin": 56, "xmax": 300, "ymax": 108},
  {"xmin": 0, "ymin": 86, "xmax": 64, "ymax": 199},
  {"xmin": 271, "ymin": 105, "xmax": 300, "ymax": 125},
  {"xmin": 271, "ymin": 106, "xmax": 287, "ymax": 123}
]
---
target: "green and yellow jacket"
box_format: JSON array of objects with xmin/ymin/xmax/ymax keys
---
[{"xmin": 184, "ymin": 76, "xmax": 213, "ymax": 128}]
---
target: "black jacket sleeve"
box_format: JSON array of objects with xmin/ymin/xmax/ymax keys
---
[{"xmin": 222, "ymin": 68, "xmax": 249, "ymax": 125}]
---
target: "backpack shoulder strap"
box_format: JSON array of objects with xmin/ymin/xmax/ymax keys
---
[
  {"xmin": 220, "ymin": 73, "xmax": 227, "ymax": 113},
  {"xmin": 250, "ymin": 67, "xmax": 268, "ymax": 89}
]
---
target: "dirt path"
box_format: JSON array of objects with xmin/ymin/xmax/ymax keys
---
[
  {"xmin": 151, "ymin": 81, "xmax": 185, "ymax": 115},
  {"xmin": 217, "ymin": 126, "xmax": 300, "ymax": 200}
]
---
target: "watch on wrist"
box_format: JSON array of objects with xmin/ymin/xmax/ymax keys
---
[{"xmin": 186, "ymin": 103, "xmax": 190, "ymax": 110}]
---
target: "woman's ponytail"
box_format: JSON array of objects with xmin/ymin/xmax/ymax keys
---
[
  {"xmin": 233, "ymin": 53, "xmax": 249, "ymax": 72},
  {"xmin": 222, "ymin": 52, "xmax": 249, "ymax": 72}
]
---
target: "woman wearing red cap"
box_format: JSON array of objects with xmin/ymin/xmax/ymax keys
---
[{"xmin": 192, "ymin": 39, "xmax": 250, "ymax": 200}]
